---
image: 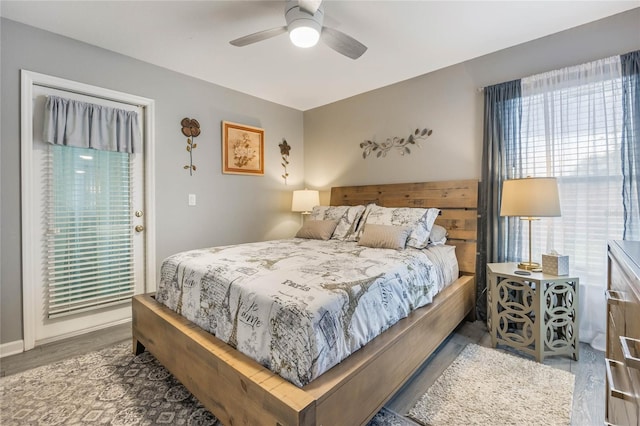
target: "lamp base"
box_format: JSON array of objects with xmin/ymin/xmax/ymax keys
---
[{"xmin": 518, "ymin": 261, "xmax": 540, "ymax": 271}]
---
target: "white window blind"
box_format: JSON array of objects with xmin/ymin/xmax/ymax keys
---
[
  {"xmin": 46, "ymin": 145, "xmax": 134, "ymax": 318},
  {"xmin": 509, "ymin": 56, "xmax": 624, "ymax": 345}
]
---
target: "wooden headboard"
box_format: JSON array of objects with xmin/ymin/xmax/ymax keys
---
[{"xmin": 330, "ymin": 179, "xmax": 478, "ymax": 275}]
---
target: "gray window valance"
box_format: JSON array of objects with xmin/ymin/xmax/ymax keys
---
[{"xmin": 43, "ymin": 95, "xmax": 141, "ymax": 154}]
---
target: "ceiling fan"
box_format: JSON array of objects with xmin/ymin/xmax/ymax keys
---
[{"xmin": 229, "ymin": 0, "xmax": 367, "ymax": 60}]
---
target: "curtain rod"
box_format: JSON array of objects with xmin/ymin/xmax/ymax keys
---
[{"xmin": 35, "ymin": 83, "xmax": 145, "ymax": 108}]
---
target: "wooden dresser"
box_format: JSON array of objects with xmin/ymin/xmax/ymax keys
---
[{"xmin": 606, "ymin": 240, "xmax": 640, "ymax": 426}]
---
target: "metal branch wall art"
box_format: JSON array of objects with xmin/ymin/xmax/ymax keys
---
[
  {"xmin": 360, "ymin": 127, "xmax": 433, "ymax": 159},
  {"xmin": 279, "ymin": 139, "xmax": 291, "ymax": 184},
  {"xmin": 181, "ymin": 118, "xmax": 200, "ymax": 175}
]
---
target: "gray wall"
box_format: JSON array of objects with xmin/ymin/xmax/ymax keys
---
[
  {"xmin": 0, "ymin": 18, "xmax": 304, "ymax": 344},
  {"xmin": 2, "ymin": 9, "xmax": 639, "ymax": 346},
  {"xmin": 303, "ymin": 9, "xmax": 640, "ymax": 204}
]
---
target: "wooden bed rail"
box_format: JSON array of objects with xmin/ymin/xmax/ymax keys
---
[
  {"xmin": 132, "ymin": 274, "xmax": 475, "ymax": 426},
  {"xmin": 133, "ymin": 294, "xmax": 317, "ymax": 425}
]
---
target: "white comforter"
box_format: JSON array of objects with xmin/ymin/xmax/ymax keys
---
[{"xmin": 155, "ymin": 238, "xmax": 455, "ymax": 386}]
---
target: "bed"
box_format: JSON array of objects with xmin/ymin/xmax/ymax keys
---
[{"xmin": 132, "ymin": 179, "xmax": 478, "ymax": 425}]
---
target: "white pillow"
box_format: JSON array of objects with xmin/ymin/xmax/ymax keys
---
[
  {"xmin": 362, "ymin": 205, "xmax": 440, "ymax": 249},
  {"xmin": 353, "ymin": 203, "xmax": 375, "ymax": 240}
]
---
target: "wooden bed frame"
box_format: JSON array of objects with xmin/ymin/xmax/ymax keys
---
[{"xmin": 132, "ymin": 179, "xmax": 478, "ymax": 426}]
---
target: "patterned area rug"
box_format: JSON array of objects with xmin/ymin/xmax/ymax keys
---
[
  {"xmin": 408, "ymin": 344, "xmax": 575, "ymax": 426},
  {"xmin": 0, "ymin": 343, "xmax": 414, "ymax": 425}
]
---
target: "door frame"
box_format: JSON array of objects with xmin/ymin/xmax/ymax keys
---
[{"xmin": 20, "ymin": 70, "xmax": 156, "ymax": 351}]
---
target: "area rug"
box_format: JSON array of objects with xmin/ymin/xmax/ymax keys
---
[
  {"xmin": 408, "ymin": 344, "xmax": 575, "ymax": 426},
  {"xmin": 0, "ymin": 342, "xmax": 412, "ymax": 426}
]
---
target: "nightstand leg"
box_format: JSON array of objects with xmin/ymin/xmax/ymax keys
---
[
  {"xmin": 535, "ymin": 281, "xmax": 544, "ymax": 362},
  {"xmin": 488, "ymin": 271, "xmax": 497, "ymax": 348},
  {"xmin": 572, "ymin": 280, "xmax": 579, "ymax": 361}
]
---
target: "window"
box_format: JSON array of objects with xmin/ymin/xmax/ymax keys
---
[{"xmin": 505, "ymin": 56, "xmax": 623, "ymax": 346}]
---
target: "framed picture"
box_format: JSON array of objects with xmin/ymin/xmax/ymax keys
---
[{"xmin": 222, "ymin": 121, "xmax": 264, "ymax": 175}]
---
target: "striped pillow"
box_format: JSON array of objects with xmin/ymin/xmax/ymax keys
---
[
  {"xmin": 357, "ymin": 224, "xmax": 411, "ymax": 250},
  {"xmin": 295, "ymin": 220, "xmax": 339, "ymax": 240}
]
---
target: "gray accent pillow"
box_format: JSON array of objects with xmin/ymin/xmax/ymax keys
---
[
  {"xmin": 295, "ymin": 220, "xmax": 339, "ymax": 240},
  {"xmin": 357, "ymin": 224, "xmax": 411, "ymax": 250}
]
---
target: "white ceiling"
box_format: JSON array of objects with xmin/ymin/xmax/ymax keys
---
[{"xmin": 2, "ymin": 1, "xmax": 637, "ymax": 111}]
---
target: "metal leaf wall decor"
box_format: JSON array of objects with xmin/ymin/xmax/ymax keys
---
[
  {"xmin": 360, "ymin": 127, "xmax": 433, "ymax": 159},
  {"xmin": 279, "ymin": 139, "xmax": 291, "ymax": 184},
  {"xmin": 181, "ymin": 118, "xmax": 200, "ymax": 175}
]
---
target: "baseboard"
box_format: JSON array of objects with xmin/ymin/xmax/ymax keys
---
[
  {"xmin": 34, "ymin": 318, "xmax": 132, "ymax": 347},
  {"xmin": 0, "ymin": 340, "xmax": 24, "ymax": 358}
]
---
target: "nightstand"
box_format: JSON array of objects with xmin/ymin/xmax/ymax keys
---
[{"xmin": 487, "ymin": 262, "xmax": 579, "ymax": 362}]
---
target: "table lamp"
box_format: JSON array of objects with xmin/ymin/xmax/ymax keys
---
[
  {"xmin": 291, "ymin": 189, "xmax": 319, "ymax": 215},
  {"xmin": 500, "ymin": 177, "xmax": 561, "ymax": 270}
]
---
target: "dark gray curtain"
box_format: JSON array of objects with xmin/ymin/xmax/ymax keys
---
[
  {"xmin": 44, "ymin": 96, "xmax": 141, "ymax": 154},
  {"xmin": 621, "ymin": 50, "xmax": 640, "ymax": 241},
  {"xmin": 478, "ymin": 80, "xmax": 522, "ymax": 320}
]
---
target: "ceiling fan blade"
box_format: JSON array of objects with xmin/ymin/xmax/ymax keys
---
[
  {"xmin": 298, "ymin": 0, "xmax": 322, "ymax": 15},
  {"xmin": 230, "ymin": 26, "xmax": 288, "ymax": 47},
  {"xmin": 321, "ymin": 26, "xmax": 367, "ymax": 60}
]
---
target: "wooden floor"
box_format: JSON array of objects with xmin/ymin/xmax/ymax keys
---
[
  {"xmin": 0, "ymin": 323, "xmax": 132, "ymax": 378},
  {"xmin": 0, "ymin": 320, "xmax": 604, "ymax": 425}
]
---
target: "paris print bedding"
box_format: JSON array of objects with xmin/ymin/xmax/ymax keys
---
[{"xmin": 155, "ymin": 238, "xmax": 457, "ymax": 387}]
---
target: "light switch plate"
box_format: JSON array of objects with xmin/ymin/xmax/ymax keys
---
[{"xmin": 188, "ymin": 193, "xmax": 196, "ymax": 206}]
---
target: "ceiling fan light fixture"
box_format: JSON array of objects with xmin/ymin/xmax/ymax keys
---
[
  {"xmin": 230, "ymin": 1, "xmax": 367, "ymax": 59},
  {"xmin": 288, "ymin": 18, "xmax": 321, "ymax": 48}
]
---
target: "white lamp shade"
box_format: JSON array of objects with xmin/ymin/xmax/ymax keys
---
[
  {"xmin": 292, "ymin": 189, "xmax": 319, "ymax": 213},
  {"xmin": 500, "ymin": 177, "xmax": 561, "ymax": 217}
]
